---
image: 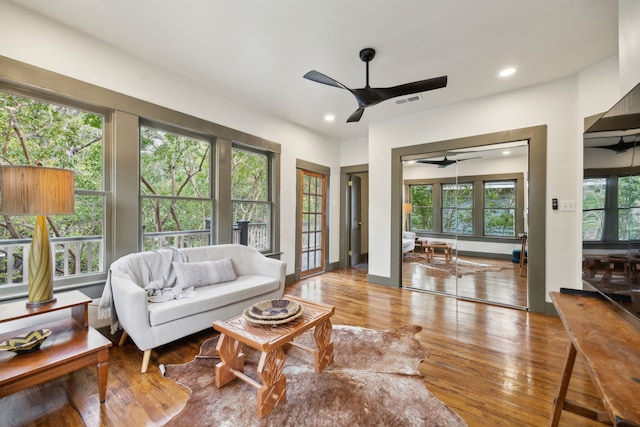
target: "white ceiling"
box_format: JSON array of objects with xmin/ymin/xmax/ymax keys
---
[{"xmin": 10, "ymin": 0, "xmax": 618, "ymax": 141}]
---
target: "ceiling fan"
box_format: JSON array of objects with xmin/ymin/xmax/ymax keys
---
[
  {"xmin": 303, "ymin": 48, "xmax": 448, "ymax": 123},
  {"xmin": 416, "ymin": 156, "xmax": 480, "ymax": 168},
  {"xmin": 593, "ymin": 136, "xmax": 637, "ymax": 153}
]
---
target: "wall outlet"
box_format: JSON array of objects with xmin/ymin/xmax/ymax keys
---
[{"xmin": 559, "ymin": 200, "xmax": 575, "ymax": 212}]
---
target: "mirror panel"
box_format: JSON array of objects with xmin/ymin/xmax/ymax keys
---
[
  {"xmin": 402, "ymin": 141, "xmax": 529, "ymax": 308},
  {"xmin": 583, "ymin": 128, "xmax": 640, "ymax": 320}
]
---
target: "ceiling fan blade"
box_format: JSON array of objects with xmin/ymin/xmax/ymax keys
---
[
  {"xmin": 303, "ymin": 49, "xmax": 448, "ymax": 123},
  {"xmin": 376, "ymin": 76, "xmax": 448, "ymax": 100},
  {"xmin": 303, "ymin": 70, "xmax": 349, "ymax": 90},
  {"xmin": 347, "ymin": 108, "xmax": 365, "ymax": 123},
  {"xmin": 593, "ymin": 138, "xmax": 637, "ymax": 153},
  {"xmin": 416, "ymin": 155, "xmax": 481, "ymax": 167}
]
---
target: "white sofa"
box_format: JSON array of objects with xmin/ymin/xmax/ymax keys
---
[
  {"xmin": 402, "ymin": 231, "xmax": 416, "ymax": 254},
  {"xmin": 100, "ymin": 244, "xmax": 286, "ymax": 372}
]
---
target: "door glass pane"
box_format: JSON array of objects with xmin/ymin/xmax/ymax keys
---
[{"xmin": 299, "ymin": 170, "xmax": 326, "ymax": 277}]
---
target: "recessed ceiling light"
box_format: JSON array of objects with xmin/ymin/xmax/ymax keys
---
[
  {"xmin": 324, "ymin": 114, "xmax": 335, "ymax": 122},
  {"xmin": 499, "ymin": 67, "xmax": 516, "ymax": 77},
  {"xmin": 503, "ymin": 150, "xmax": 511, "ymax": 155}
]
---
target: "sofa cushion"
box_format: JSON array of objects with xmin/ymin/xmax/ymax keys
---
[
  {"xmin": 172, "ymin": 258, "xmax": 236, "ymax": 288},
  {"xmin": 147, "ymin": 274, "xmax": 280, "ymax": 326}
]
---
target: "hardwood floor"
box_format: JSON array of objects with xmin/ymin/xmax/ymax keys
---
[
  {"xmin": 403, "ymin": 254, "xmax": 528, "ymax": 308},
  {"xmin": 0, "ymin": 268, "xmax": 606, "ymax": 426}
]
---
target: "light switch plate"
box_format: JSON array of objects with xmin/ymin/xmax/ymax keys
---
[{"xmin": 559, "ymin": 200, "xmax": 575, "ymax": 212}]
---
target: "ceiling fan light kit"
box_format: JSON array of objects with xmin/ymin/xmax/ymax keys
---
[{"xmin": 304, "ymin": 48, "xmax": 447, "ymax": 123}]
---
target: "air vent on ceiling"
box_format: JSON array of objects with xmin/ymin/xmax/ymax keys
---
[{"xmin": 395, "ymin": 94, "xmax": 422, "ymax": 105}]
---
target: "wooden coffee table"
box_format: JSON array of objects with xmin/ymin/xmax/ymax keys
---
[{"xmin": 212, "ymin": 295, "xmax": 335, "ymax": 418}]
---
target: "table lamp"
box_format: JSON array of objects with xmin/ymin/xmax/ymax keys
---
[{"xmin": 0, "ymin": 165, "xmax": 75, "ymax": 307}]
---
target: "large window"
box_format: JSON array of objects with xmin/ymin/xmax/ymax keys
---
[
  {"xmin": 0, "ymin": 58, "xmax": 282, "ymax": 301},
  {"xmin": 484, "ymin": 180, "xmax": 516, "ymax": 237},
  {"xmin": 442, "ymin": 183, "xmax": 473, "ymax": 235},
  {"xmin": 618, "ymin": 175, "xmax": 640, "ymax": 241},
  {"xmin": 582, "ymin": 177, "xmax": 606, "ymax": 241},
  {"xmin": 231, "ymin": 146, "xmax": 272, "ymax": 251},
  {"xmin": 139, "ymin": 125, "xmax": 212, "ymax": 250},
  {"xmin": 0, "ymin": 90, "xmax": 105, "ymax": 288},
  {"xmin": 407, "ymin": 173, "xmax": 523, "ymax": 238},
  {"xmin": 582, "ymin": 174, "xmax": 640, "ymax": 242}
]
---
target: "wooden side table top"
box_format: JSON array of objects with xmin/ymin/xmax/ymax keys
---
[
  {"xmin": 550, "ymin": 291, "xmax": 640, "ymax": 425},
  {"xmin": 0, "ymin": 290, "xmax": 91, "ymax": 326},
  {"xmin": 213, "ymin": 294, "xmax": 335, "ymax": 353},
  {"xmin": 0, "ymin": 291, "xmax": 112, "ymax": 402}
]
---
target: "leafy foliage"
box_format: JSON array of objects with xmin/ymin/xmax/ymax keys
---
[
  {"xmin": 140, "ymin": 126, "xmax": 211, "ymax": 232},
  {"xmin": 484, "ymin": 181, "xmax": 515, "ymax": 237},
  {"xmin": 582, "ymin": 177, "xmax": 606, "ymax": 240},
  {"xmin": 618, "ymin": 175, "xmax": 640, "ymax": 240},
  {"xmin": 231, "ymin": 147, "xmax": 269, "ymax": 224},
  {"xmin": 409, "ymin": 184, "xmax": 433, "ymax": 231},
  {"xmin": 442, "ymin": 183, "xmax": 473, "ymax": 235},
  {"xmin": 0, "ymin": 91, "xmax": 104, "ymax": 283}
]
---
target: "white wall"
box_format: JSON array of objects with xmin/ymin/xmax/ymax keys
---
[
  {"xmin": 0, "ymin": 1, "xmax": 343, "ymax": 273},
  {"xmin": 367, "ymin": 68, "xmax": 620, "ymax": 301},
  {"xmin": 340, "ymin": 137, "xmax": 369, "ymax": 166},
  {"xmin": 619, "ymin": 0, "xmax": 640, "ymax": 94}
]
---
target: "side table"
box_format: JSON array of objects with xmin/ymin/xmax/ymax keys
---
[{"xmin": 0, "ymin": 290, "xmax": 112, "ymax": 403}]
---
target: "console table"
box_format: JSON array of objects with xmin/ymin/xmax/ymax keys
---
[
  {"xmin": 0, "ymin": 290, "xmax": 112, "ymax": 402},
  {"xmin": 550, "ymin": 291, "xmax": 640, "ymax": 426}
]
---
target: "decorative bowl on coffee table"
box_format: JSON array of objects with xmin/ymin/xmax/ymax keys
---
[
  {"xmin": 0, "ymin": 328, "xmax": 52, "ymax": 354},
  {"xmin": 243, "ymin": 299, "xmax": 304, "ymax": 325}
]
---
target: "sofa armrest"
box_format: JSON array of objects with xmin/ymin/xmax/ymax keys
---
[
  {"xmin": 247, "ymin": 252, "xmax": 287, "ymax": 292},
  {"xmin": 110, "ymin": 274, "xmax": 154, "ymax": 351}
]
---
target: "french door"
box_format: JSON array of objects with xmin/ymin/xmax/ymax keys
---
[{"xmin": 299, "ymin": 170, "xmax": 326, "ymax": 277}]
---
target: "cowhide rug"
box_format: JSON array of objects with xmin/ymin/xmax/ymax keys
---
[
  {"xmin": 161, "ymin": 324, "xmax": 467, "ymax": 427},
  {"xmin": 414, "ymin": 257, "xmax": 503, "ymax": 277}
]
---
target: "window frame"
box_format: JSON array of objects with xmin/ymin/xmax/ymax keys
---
[
  {"xmin": 583, "ymin": 167, "xmax": 640, "ymax": 244},
  {"xmin": 483, "ymin": 180, "xmax": 517, "ymax": 237},
  {"xmin": 0, "ymin": 85, "xmax": 112, "ymax": 297},
  {"xmin": 405, "ymin": 172, "xmax": 525, "ymax": 240},
  {"xmin": 139, "ymin": 122, "xmax": 216, "ymax": 251},
  {"xmin": 231, "ymin": 144, "xmax": 276, "ymax": 252}
]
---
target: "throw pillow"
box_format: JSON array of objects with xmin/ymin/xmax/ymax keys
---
[{"xmin": 172, "ymin": 258, "xmax": 237, "ymax": 288}]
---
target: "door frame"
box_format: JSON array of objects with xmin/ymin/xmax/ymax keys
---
[
  {"xmin": 339, "ymin": 164, "xmax": 369, "ymax": 269},
  {"xmin": 390, "ymin": 125, "xmax": 548, "ymax": 314},
  {"xmin": 295, "ymin": 159, "xmax": 331, "ymax": 280}
]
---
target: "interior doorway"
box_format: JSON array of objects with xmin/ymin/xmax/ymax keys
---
[
  {"xmin": 390, "ymin": 125, "xmax": 548, "ymax": 314},
  {"xmin": 402, "ymin": 141, "xmax": 529, "ymax": 309},
  {"xmin": 347, "ymin": 172, "xmax": 369, "ymax": 269}
]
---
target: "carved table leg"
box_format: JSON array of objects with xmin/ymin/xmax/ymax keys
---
[
  {"xmin": 215, "ymin": 334, "xmax": 244, "ymax": 388},
  {"xmin": 313, "ymin": 318, "xmax": 334, "ymax": 373},
  {"xmin": 256, "ymin": 348, "xmax": 286, "ymax": 418}
]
